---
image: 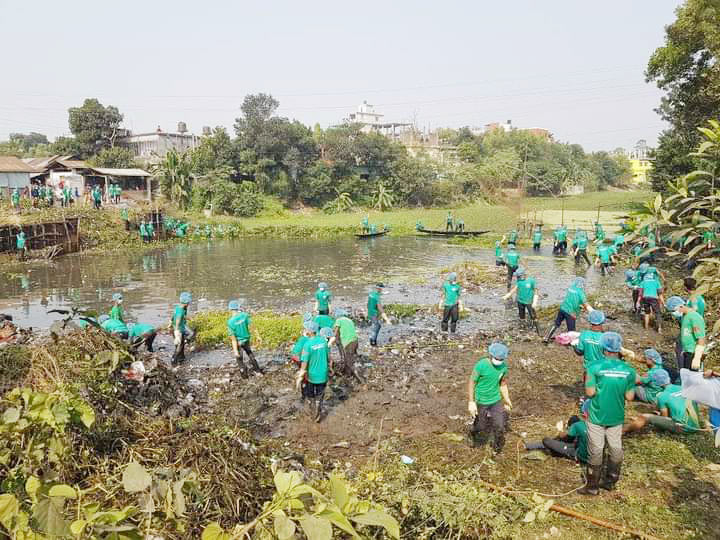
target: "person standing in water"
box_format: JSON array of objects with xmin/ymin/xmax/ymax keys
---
[
  {"xmin": 314, "ymin": 282, "xmax": 332, "ymax": 315},
  {"xmin": 440, "ymin": 272, "xmax": 462, "ymax": 334},
  {"xmin": 227, "ymin": 299, "xmax": 263, "ymax": 378},
  {"xmin": 368, "ymin": 283, "xmax": 391, "ymax": 346}
]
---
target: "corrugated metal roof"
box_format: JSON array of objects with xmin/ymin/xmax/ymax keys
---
[
  {"xmin": 92, "ymin": 167, "xmax": 151, "ymax": 177},
  {"xmin": 0, "ymin": 156, "xmax": 36, "ymax": 173},
  {"xmin": 57, "ymin": 159, "xmax": 89, "ymax": 169}
]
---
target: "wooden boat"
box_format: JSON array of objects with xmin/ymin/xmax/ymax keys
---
[
  {"xmin": 416, "ymin": 229, "xmax": 490, "ymax": 237},
  {"xmin": 355, "ymin": 230, "xmax": 389, "ymax": 239}
]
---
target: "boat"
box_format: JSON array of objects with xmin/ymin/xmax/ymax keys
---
[
  {"xmin": 355, "ymin": 230, "xmax": 389, "ymax": 239},
  {"xmin": 416, "ymin": 229, "xmax": 490, "ymax": 237}
]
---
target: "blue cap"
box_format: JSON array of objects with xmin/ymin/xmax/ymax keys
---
[
  {"xmin": 319, "ymin": 327, "xmax": 333, "ymax": 339},
  {"xmin": 638, "ymin": 263, "xmax": 649, "ymax": 273},
  {"xmin": 625, "ymin": 269, "xmax": 635, "ymax": 280},
  {"xmin": 318, "ymin": 282, "xmax": 328, "ymax": 290},
  {"xmin": 112, "ymin": 293, "xmax": 123, "ymax": 302},
  {"xmin": 600, "ymin": 331, "xmax": 622, "ymax": 353},
  {"xmin": 572, "ymin": 277, "xmax": 586, "ymax": 289},
  {"xmin": 448, "ymin": 272, "xmax": 458, "ymax": 282},
  {"xmin": 303, "ymin": 312, "xmax": 313, "ymax": 321},
  {"xmin": 644, "ymin": 348, "xmax": 662, "ymax": 365},
  {"xmin": 588, "ymin": 310, "xmax": 606, "ymax": 325},
  {"xmin": 514, "ymin": 267, "xmax": 526, "ymax": 278},
  {"xmin": 304, "ymin": 321, "xmax": 318, "ymax": 333},
  {"xmin": 98, "ymin": 314, "xmax": 110, "ymax": 323},
  {"xmin": 651, "ymin": 369, "xmax": 670, "ymax": 387},
  {"xmin": 179, "ymin": 292, "xmax": 192, "ymax": 304},
  {"xmin": 488, "ymin": 342, "xmax": 509, "ymax": 360},
  {"xmin": 333, "ymin": 308, "xmax": 347, "ymax": 318},
  {"xmin": 228, "ymin": 300, "xmax": 240, "ymax": 311},
  {"xmin": 666, "ymin": 296, "xmax": 686, "ymax": 311}
]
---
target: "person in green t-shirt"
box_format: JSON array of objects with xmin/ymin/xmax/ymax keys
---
[
  {"xmin": 503, "ymin": 267, "xmax": 538, "ymax": 331},
  {"xmin": 508, "ymin": 229, "xmax": 519, "ymax": 246},
  {"xmin": 314, "ymin": 282, "xmax": 332, "ymax": 315},
  {"xmin": 684, "ymin": 277, "xmax": 706, "ymax": 317},
  {"xmin": 467, "ymin": 342, "xmax": 513, "ymax": 453},
  {"xmin": 504, "ymin": 245, "xmax": 520, "ymax": 290},
  {"xmin": 625, "ymin": 370, "xmax": 701, "ymax": 434},
  {"xmin": 121, "ymin": 207, "xmax": 130, "ymax": 230},
  {"xmin": 702, "ymin": 228, "xmax": 716, "ymax": 250},
  {"xmin": 572, "ymin": 310, "xmax": 606, "ymax": 376},
  {"xmin": 543, "ymin": 278, "xmax": 595, "ymax": 343},
  {"xmin": 362, "ymin": 215, "xmax": 370, "ymax": 233},
  {"xmin": 594, "ymin": 222, "xmax": 605, "ymax": 242},
  {"xmin": 594, "ymin": 242, "xmax": 616, "ymax": 276},
  {"xmin": 445, "ymin": 211, "xmax": 453, "ymax": 231},
  {"xmin": 171, "ymin": 292, "xmax": 193, "ymax": 364},
  {"xmin": 15, "ymin": 230, "xmax": 27, "ymax": 260},
  {"xmin": 139, "ymin": 220, "xmax": 148, "ymax": 242},
  {"xmin": 128, "ymin": 323, "xmax": 157, "ymax": 352},
  {"xmin": 314, "ymin": 313, "xmax": 334, "ymax": 330},
  {"xmin": 532, "ymin": 228, "xmax": 542, "ymax": 252},
  {"xmin": 227, "ymin": 300, "xmax": 263, "ymax": 378},
  {"xmin": 290, "ymin": 313, "xmax": 313, "ymax": 365},
  {"xmin": 667, "ymin": 296, "xmax": 706, "ymax": 371},
  {"xmin": 295, "ymin": 321, "xmax": 332, "ymax": 422},
  {"xmin": 573, "ymin": 233, "xmax": 591, "ymax": 266},
  {"xmin": 580, "ymin": 332, "xmax": 636, "ymax": 495},
  {"xmin": 109, "ymin": 293, "xmax": 125, "ymax": 322},
  {"xmin": 633, "ymin": 348, "xmax": 667, "ymax": 405},
  {"xmin": 11, "ymin": 188, "xmax": 20, "ymax": 210},
  {"xmin": 639, "ymin": 275, "xmax": 665, "ymax": 333},
  {"xmin": 455, "ymin": 218, "xmax": 465, "ymax": 232},
  {"xmin": 99, "ymin": 315, "xmax": 129, "ymax": 339},
  {"xmin": 415, "ymin": 220, "xmax": 424, "ymax": 231},
  {"xmin": 552, "ymin": 226, "xmax": 568, "ymax": 255},
  {"xmin": 439, "ymin": 272, "xmax": 463, "ymax": 333},
  {"xmin": 331, "ymin": 308, "xmax": 360, "ymax": 380},
  {"xmin": 92, "ymin": 186, "xmax": 102, "ymax": 209},
  {"xmin": 368, "ymin": 282, "xmax": 391, "ymax": 346},
  {"xmin": 524, "ymin": 413, "xmax": 589, "ymax": 463},
  {"xmin": 613, "ymin": 233, "xmax": 625, "ymax": 249},
  {"xmin": 494, "ymin": 236, "xmax": 506, "ymax": 266},
  {"xmin": 624, "ymin": 269, "xmax": 641, "ymax": 314}
]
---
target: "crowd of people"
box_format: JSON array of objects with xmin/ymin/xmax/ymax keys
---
[{"xmin": 6, "ymin": 183, "xmax": 122, "ymax": 211}]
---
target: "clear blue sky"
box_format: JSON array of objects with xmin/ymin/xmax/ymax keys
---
[{"xmin": 0, "ymin": 0, "xmax": 682, "ymax": 151}]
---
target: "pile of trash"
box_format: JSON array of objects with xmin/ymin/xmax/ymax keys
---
[{"xmin": 0, "ymin": 314, "xmax": 30, "ymax": 347}]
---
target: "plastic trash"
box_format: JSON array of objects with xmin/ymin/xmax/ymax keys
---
[
  {"xmin": 681, "ymin": 369, "xmax": 720, "ymax": 409},
  {"xmin": 555, "ymin": 331, "xmax": 580, "ymax": 346},
  {"xmin": 124, "ymin": 361, "xmax": 146, "ymax": 382},
  {"xmin": 400, "ymin": 455, "xmax": 415, "ymax": 465}
]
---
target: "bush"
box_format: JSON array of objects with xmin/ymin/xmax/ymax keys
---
[{"xmin": 189, "ymin": 310, "xmax": 303, "ymax": 349}]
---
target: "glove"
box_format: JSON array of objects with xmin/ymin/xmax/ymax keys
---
[
  {"xmin": 295, "ymin": 372, "xmax": 304, "ymax": 391},
  {"xmin": 504, "ymin": 402, "xmax": 513, "ymax": 412},
  {"xmin": 173, "ymin": 330, "xmax": 182, "ymax": 346},
  {"xmin": 468, "ymin": 400, "xmax": 478, "ymax": 417}
]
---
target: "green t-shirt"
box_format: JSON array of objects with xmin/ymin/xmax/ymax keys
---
[
  {"xmin": 291, "ymin": 335, "xmax": 308, "ymax": 356},
  {"xmin": 516, "ymin": 277, "xmax": 536, "ymax": 305},
  {"xmin": 585, "ymin": 358, "xmax": 636, "ymax": 426},
  {"xmin": 301, "ymin": 335, "xmax": 329, "ymax": 384},
  {"xmin": 471, "ymin": 357, "xmax": 507, "ymax": 405},
  {"xmin": 576, "ymin": 236, "xmax": 588, "ymax": 250},
  {"xmin": 680, "ymin": 311, "xmax": 706, "ymax": 353},
  {"xmin": 333, "ymin": 316, "xmax": 357, "ymax": 346},
  {"xmin": 443, "ymin": 281, "xmax": 461, "ymax": 306},
  {"xmin": 688, "ymin": 294, "xmax": 706, "ymax": 317},
  {"xmin": 576, "ymin": 330, "xmax": 604, "ymax": 371},
  {"xmin": 567, "ymin": 421, "xmax": 589, "ymax": 463},
  {"xmin": 16, "ymin": 233, "xmax": 26, "ymax": 249},
  {"xmin": 640, "ymin": 278, "xmax": 661, "ymax": 299},
  {"xmin": 505, "ymin": 250, "xmax": 520, "ymax": 268},
  {"xmin": 110, "ymin": 305, "xmax": 124, "ymax": 322},
  {"xmin": 639, "ymin": 366, "xmax": 666, "ymax": 404},
  {"xmin": 703, "ymin": 230, "xmax": 715, "ymax": 244},
  {"xmin": 101, "ymin": 318, "xmax": 128, "ymax": 335},
  {"xmin": 367, "ymin": 291, "xmax": 380, "ymax": 318},
  {"xmin": 129, "ymin": 323, "xmax": 154, "ymax": 338},
  {"xmin": 92, "ymin": 189, "xmax": 102, "ymax": 201},
  {"xmin": 532, "ymin": 231, "xmax": 542, "ymax": 244},
  {"xmin": 227, "ymin": 312, "xmax": 251, "ymax": 342},
  {"xmin": 11, "ymin": 191, "xmax": 20, "ymax": 203},
  {"xmin": 172, "ymin": 304, "xmax": 187, "ymax": 333},
  {"xmin": 495, "ymin": 242, "xmax": 504, "ymax": 259},
  {"xmin": 121, "ymin": 208, "xmax": 129, "ymax": 220},
  {"xmin": 559, "ymin": 286, "xmax": 586, "ymax": 316},
  {"xmin": 613, "ymin": 234, "xmax": 625, "ymax": 246},
  {"xmin": 556, "ymin": 229, "xmax": 567, "ymax": 242},
  {"xmin": 508, "ymin": 230, "xmax": 518, "ymax": 243},
  {"xmin": 657, "ymin": 384, "xmax": 700, "ymax": 431},
  {"xmin": 315, "ymin": 289, "xmax": 332, "ymax": 311},
  {"xmin": 314, "ymin": 314, "xmax": 335, "ymax": 330},
  {"xmin": 597, "ymin": 244, "xmax": 612, "ymax": 263}
]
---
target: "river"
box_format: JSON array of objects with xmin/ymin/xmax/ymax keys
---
[{"xmin": 0, "ymin": 236, "xmax": 619, "ymax": 331}]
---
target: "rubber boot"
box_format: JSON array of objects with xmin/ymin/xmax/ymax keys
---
[
  {"xmin": 235, "ymin": 356, "xmax": 249, "ymax": 379},
  {"xmin": 578, "ymin": 465, "xmax": 601, "ymax": 496},
  {"xmin": 543, "ymin": 324, "xmax": 558, "ymax": 344},
  {"xmin": 247, "ymin": 351, "xmax": 264, "ymax": 374},
  {"xmin": 524, "ymin": 440, "xmax": 546, "ymax": 451},
  {"xmin": 314, "ymin": 396, "xmax": 324, "ymax": 423},
  {"xmin": 600, "ymin": 461, "xmax": 621, "ymax": 491}
]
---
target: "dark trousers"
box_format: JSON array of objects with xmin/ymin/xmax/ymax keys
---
[
  {"xmin": 318, "ymin": 309, "xmax": 329, "ymax": 315},
  {"xmin": 542, "ymin": 438, "xmax": 580, "ymax": 461},
  {"xmin": 518, "ymin": 302, "xmax": 536, "ymax": 321},
  {"xmin": 124, "ymin": 220, "xmax": 130, "ymax": 231},
  {"xmin": 130, "ymin": 331, "xmax": 156, "ymax": 352},
  {"xmin": 370, "ymin": 315, "xmax": 382, "ymax": 345},
  {"xmin": 678, "ymin": 351, "xmax": 699, "ymax": 372},
  {"xmin": 470, "ymin": 401, "xmax": 507, "ymax": 453},
  {"xmin": 506, "ymin": 265, "xmax": 518, "ymax": 290},
  {"xmin": 236, "ymin": 340, "xmax": 261, "ymax": 372},
  {"xmin": 575, "ymin": 249, "xmax": 591, "ymax": 265},
  {"xmin": 446, "ymin": 223, "xmax": 452, "ymax": 231},
  {"xmin": 553, "ymin": 241, "xmax": 567, "ymax": 254},
  {"xmin": 600, "ymin": 262, "xmax": 611, "ymax": 275},
  {"xmin": 441, "ymin": 304, "xmax": 459, "ymax": 333},
  {"xmin": 338, "ymin": 339, "xmax": 358, "ymax": 377},
  {"xmin": 554, "ymin": 309, "xmax": 576, "ymax": 332},
  {"xmin": 533, "ymin": 243, "xmax": 540, "ymax": 251},
  {"xmin": 631, "ymin": 289, "xmax": 640, "ymax": 311},
  {"xmin": 94, "ymin": 199, "xmax": 101, "ymax": 209}
]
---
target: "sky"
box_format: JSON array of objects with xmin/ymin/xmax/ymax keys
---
[{"xmin": 0, "ymin": 0, "xmax": 683, "ymax": 151}]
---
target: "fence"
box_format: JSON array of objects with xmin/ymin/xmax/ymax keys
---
[{"xmin": 0, "ymin": 218, "xmax": 81, "ymax": 255}]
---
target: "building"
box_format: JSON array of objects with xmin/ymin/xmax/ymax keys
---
[
  {"xmin": 343, "ymin": 101, "xmax": 412, "ymax": 138},
  {"xmin": 484, "ymin": 120, "xmax": 552, "ymax": 140},
  {"xmin": 117, "ymin": 123, "xmax": 201, "ymax": 164},
  {"xmin": 627, "ymin": 140, "xmax": 653, "ymax": 185},
  {"xmin": 0, "ymin": 156, "xmax": 34, "ymax": 195}
]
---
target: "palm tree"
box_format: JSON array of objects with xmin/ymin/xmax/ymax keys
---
[
  {"xmin": 372, "ymin": 183, "xmax": 394, "ymax": 211},
  {"xmin": 152, "ymin": 149, "xmax": 193, "ymax": 210}
]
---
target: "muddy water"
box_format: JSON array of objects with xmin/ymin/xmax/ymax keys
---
[{"xmin": 0, "ymin": 236, "xmax": 618, "ymax": 334}]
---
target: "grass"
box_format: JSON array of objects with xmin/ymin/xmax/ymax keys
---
[{"xmin": 189, "ymin": 310, "xmax": 303, "ymax": 349}]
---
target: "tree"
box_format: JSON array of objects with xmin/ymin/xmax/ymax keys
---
[
  {"xmin": 9, "ymin": 132, "xmax": 49, "ymax": 151},
  {"xmin": 89, "ymin": 147, "xmax": 137, "ymax": 169},
  {"xmin": 646, "ymin": 0, "xmax": 720, "ymax": 188},
  {"xmin": 190, "ymin": 127, "xmax": 234, "ymax": 175},
  {"xmin": 152, "ymin": 149, "xmax": 193, "ymax": 209},
  {"xmin": 68, "ymin": 98, "xmax": 124, "ymax": 157}
]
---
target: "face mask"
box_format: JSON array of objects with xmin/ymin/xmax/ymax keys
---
[
  {"xmin": 491, "ymin": 358, "xmax": 505, "ymax": 367},
  {"xmin": 672, "ymin": 310, "xmax": 682, "ymax": 320}
]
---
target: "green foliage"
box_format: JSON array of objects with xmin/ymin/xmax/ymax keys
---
[
  {"xmin": 323, "ymin": 191, "xmax": 355, "ymax": 214},
  {"xmin": 152, "ymin": 148, "xmax": 193, "ymax": 210},
  {"xmin": 89, "ymin": 146, "xmax": 138, "ymax": 169},
  {"xmin": 189, "ymin": 310, "xmax": 302, "ymax": 349},
  {"xmin": 202, "ymin": 467, "xmax": 399, "ymax": 540},
  {"xmin": 384, "ymin": 303, "xmax": 423, "ymax": 318},
  {"xmin": 372, "ymin": 183, "xmax": 395, "ymax": 211},
  {"xmin": 191, "ymin": 166, "xmax": 264, "ymax": 217},
  {"xmin": 67, "ymin": 98, "xmax": 124, "ymax": 157}
]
